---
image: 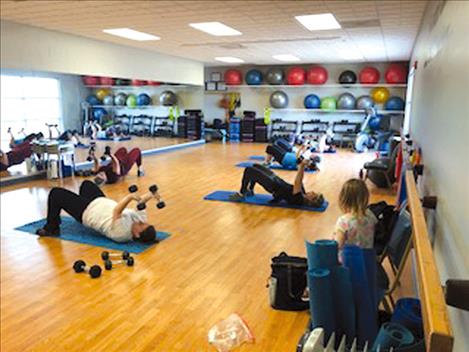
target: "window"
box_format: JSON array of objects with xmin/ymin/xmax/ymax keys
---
[{"xmin": 1, "ymin": 75, "xmax": 62, "ymax": 149}]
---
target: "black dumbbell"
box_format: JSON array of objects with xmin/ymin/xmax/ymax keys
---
[
  {"xmin": 128, "ymin": 185, "xmax": 138, "ymax": 193},
  {"xmin": 100, "ymin": 146, "xmax": 112, "ymax": 161},
  {"xmin": 101, "ymin": 250, "xmax": 130, "ymax": 261},
  {"xmin": 86, "ymin": 147, "xmax": 96, "ymax": 162},
  {"xmin": 73, "ymin": 260, "xmax": 102, "ymax": 278},
  {"xmin": 103, "ymin": 256, "xmax": 135, "ymax": 270},
  {"xmin": 149, "ymin": 184, "xmax": 166, "ymax": 209}
]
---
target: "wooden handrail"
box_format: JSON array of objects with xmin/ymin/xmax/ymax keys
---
[{"xmin": 405, "ymin": 170, "xmax": 454, "ymax": 351}]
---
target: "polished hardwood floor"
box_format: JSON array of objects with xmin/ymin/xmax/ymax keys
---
[{"xmin": 0, "ymin": 143, "xmax": 413, "ymax": 351}]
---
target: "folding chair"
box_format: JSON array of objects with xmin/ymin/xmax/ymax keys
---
[{"xmin": 361, "ymin": 143, "xmax": 400, "ymax": 188}]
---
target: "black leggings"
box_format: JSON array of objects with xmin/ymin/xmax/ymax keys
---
[
  {"xmin": 266, "ymin": 144, "xmax": 287, "ymax": 163},
  {"xmin": 274, "ymin": 138, "xmax": 293, "ymax": 153},
  {"xmin": 240, "ymin": 164, "xmax": 290, "ymax": 195},
  {"xmin": 44, "ymin": 180, "xmax": 105, "ymax": 230}
]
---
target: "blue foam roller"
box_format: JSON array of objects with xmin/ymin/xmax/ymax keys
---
[
  {"xmin": 331, "ymin": 266, "xmax": 356, "ymax": 344},
  {"xmin": 305, "ymin": 240, "xmax": 339, "ymax": 271},
  {"xmin": 372, "ymin": 322, "xmax": 414, "ymax": 351},
  {"xmin": 363, "ymin": 248, "xmax": 378, "ymax": 311},
  {"xmin": 308, "ymin": 268, "xmax": 336, "ymax": 341},
  {"xmin": 391, "ymin": 298, "xmax": 423, "ymax": 338}
]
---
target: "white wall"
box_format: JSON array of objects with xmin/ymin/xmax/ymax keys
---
[
  {"xmin": 0, "ymin": 20, "xmax": 204, "ymax": 86},
  {"xmin": 408, "ymin": 1, "xmax": 469, "ymax": 351}
]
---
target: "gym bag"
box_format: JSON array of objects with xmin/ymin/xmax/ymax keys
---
[
  {"xmin": 368, "ymin": 201, "xmax": 398, "ymax": 256},
  {"xmin": 267, "ymin": 252, "xmax": 309, "ymax": 311}
]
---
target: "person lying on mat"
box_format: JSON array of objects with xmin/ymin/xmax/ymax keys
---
[
  {"xmin": 36, "ymin": 180, "xmax": 158, "ymax": 242},
  {"xmin": 58, "ymin": 129, "xmax": 87, "ymax": 147},
  {"xmin": 229, "ymin": 161, "xmax": 324, "ymax": 207},
  {"xmin": 0, "ymin": 131, "xmax": 43, "ymax": 171},
  {"xmin": 90, "ymin": 146, "xmax": 144, "ymax": 186},
  {"xmin": 264, "ymin": 138, "xmax": 318, "ymax": 170}
]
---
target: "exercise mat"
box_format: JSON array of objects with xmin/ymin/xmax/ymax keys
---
[{"xmin": 305, "ymin": 240, "xmax": 339, "ymax": 271}]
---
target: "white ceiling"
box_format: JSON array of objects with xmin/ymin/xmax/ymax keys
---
[{"xmin": 0, "ymin": 0, "xmax": 428, "ymax": 66}]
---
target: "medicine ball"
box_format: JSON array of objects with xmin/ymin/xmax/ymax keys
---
[
  {"xmin": 82, "ymin": 76, "xmax": 99, "ymax": 86},
  {"xmin": 384, "ymin": 96, "xmax": 405, "ymax": 111},
  {"xmin": 359, "ymin": 67, "xmax": 380, "ymax": 84},
  {"xmin": 320, "ymin": 97, "xmax": 337, "ymax": 111},
  {"xmin": 371, "ymin": 87, "xmax": 390, "ymax": 104},
  {"xmin": 385, "ymin": 64, "xmax": 407, "ymax": 83},
  {"xmin": 100, "ymin": 77, "xmax": 114, "ymax": 86},
  {"xmin": 114, "ymin": 93, "xmax": 127, "ymax": 106},
  {"xmin": 304, "ymin": 94, "xmax": 321, "ymax": 109},
  {"xmin": 245, "ymin": 69, "xmax": 263, "ymax": 85},
  {"xmin": 126, "ymin": 94, "xmax": 137, "ymax": 107},
  {"xmin": 86, "ymin": 95, "xmax": 100, "ymax": 106},
  {"xmin": 266, "ymin": 68, "xmax": 284, "ymax": 85},
  {"xmin": 224, "ymin": 69, "xmax": 242, "ymax": 85},
  {"xmin": 306, "ymin": 66, "xmax": 328, "ymax": 85},
  {"xmin": 160, "ymin": 90, "xmax": 177, "ymax": 106},
  {"xmin": 137, "ymin": 93, "xmax": 152, "ymax": 106},
  {"xmin": 337, "ymin": 93, "xmax": 356, "ymax": 110},
  {"xmin": 270, "ymin": 91, "xmax": 289, "ymax": 108},
  {"xmin": 356, "ymin": 95, "xmax": 374, "ymax": 110},
  {"xmin": 103, "ymin": 95, "xmax": 114, "ymax": 106},
  {"xmin": 286, "ymin": 67, "xmax": 306, "ymax": 85},
  {"xmin": 338, "ymin": 70, "xmax": 357, "ymax": 84}
]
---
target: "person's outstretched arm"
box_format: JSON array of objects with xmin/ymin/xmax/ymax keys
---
[
  {"xmin": 293, "ymin": 160, "xmax": 308, "ymax": 194},
  {"xmin": 113, "ymin": 194, "xmax": 140, "ymax": 221}
]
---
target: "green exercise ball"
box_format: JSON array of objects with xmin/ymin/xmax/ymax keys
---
[
  {"xmin": 321, "ymin": 97, "xmax": 337, "ymax": 111},
  {"xmin": 126, "ymin": 94, "xmax": 137, "ymax": 107}
]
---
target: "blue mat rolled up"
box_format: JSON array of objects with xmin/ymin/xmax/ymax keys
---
[
  {"xmin": 305, "ymin": 240, "xmax": 339, "ymax": 271},
  {"xmin": 372, "ymin": 322, "xmax": 414, "ymax": 351},
  {"xmin": 362, "ymin": 248, "xmax": 378, "ymax": 311},
  {"xmin": 391, "ymin": 298, "xmax": 424, "ymax": 338},
  {"xmin": 331, "ymin": 266, "xmax": 356, "ymax": 344}
]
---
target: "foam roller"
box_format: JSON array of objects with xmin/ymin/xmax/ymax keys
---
[
  {"xmin": 331, "ymin": 266, "xmax": 356, "ymax": 344},
  {"xmin": 305, "ymin": 240, "xmax": 339, "ymax": 271},
  {"xmin": 372, "ymin": 322, "xmax": 414, "ymax": 351}
]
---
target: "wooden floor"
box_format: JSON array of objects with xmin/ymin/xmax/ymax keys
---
[{"xmin": 0, "ymin": 143, "xmax": 413, "ymax": 351}]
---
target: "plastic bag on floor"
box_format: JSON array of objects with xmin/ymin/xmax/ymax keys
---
[{"xmin": 208, "ymin": 313, "xmax": 254, "ymax": 352}]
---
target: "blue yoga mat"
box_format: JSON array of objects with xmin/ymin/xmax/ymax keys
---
[
  {"xmin": 305, "ymin": 240, "xmax": 339, "ymax": 271},
  {"xmin": 15, "ymin": 217, "xmax": 170, "ymax": 253},
  {"xmin": 97, "ymin": 136, "xmax": 131, "ymax": 141},
  {"xmin": 204, "ymin": 191, "xmax": 328, "ymax": 212},
  {"xmin": 372, "ymin": 322, "xmax": 414, "ymax": 351},
  {"xmin": 391, "ymin": 298, "xmax": 424, "ymax": 338},
  {"xmin": 363, "ymin": 248, "xmax": 378, "ymax": 312},
  {"xmin": 248, "ymin": 155, "xmax": 265, "ymax": 161},
  {"xmin": 236, "ymin": 161, "xmax": 317, "ymax": 173},
  {"xmin": 331, "ymin": 266, "xmax": 356, "ymax": 345}
]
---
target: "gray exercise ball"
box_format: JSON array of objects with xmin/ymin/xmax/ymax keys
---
[
  {"xmin": 114, "ymin": 93, "xmax": 127, "ymax": 106},
  {"xmin": 356, "ymin": 95, "xmax": 374, "ymax": 110},
  {"xmin": 270, "ymin": 90, "xmax": 289, "ymax": 108},
  {"xmin": 337, "ymin": 92, "xmax": 356, "ymax": 110},
  {"xmin": 160, "ymin": 90, "xmax": 177, "ymax": 106},
  {"xmin": 103, "ymin": 95, "xmax": 114, "ymax": 106},
  {"xmin": 266, "ymin": 68, "xmax": 284, "ymax": 85}
]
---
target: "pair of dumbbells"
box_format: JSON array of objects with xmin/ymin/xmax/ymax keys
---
[
  {"xmin": 101, "ymin": 251, "xmax": 135, "ymax": 270},
  {"xmin": 73, "ymin": 260, "xmax": 102, "ymax": 279},
  {"xmin": 100, "ymin": 146, "xmax": 112, "ymax": 161},
  {"xmin": 128, "ymin": 184, "xmax": 166, "ymax": 210}
]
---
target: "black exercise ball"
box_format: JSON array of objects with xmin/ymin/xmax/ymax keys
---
[{"xmin": 338, "ymin": 70, "xmax": 357, "ymax": 84}]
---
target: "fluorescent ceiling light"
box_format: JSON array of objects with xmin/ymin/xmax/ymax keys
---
[
  {"xmin": 215, "ymin": 57, "xmax": 244, "ymax": 63},
  {"xmin": 295, "ymin": 13, "xmax": 341, "ymax": 31},
  {"xmin": 189, "ymin": 22, "xmax": 242, "ymax": 36},
  {"xmin": 273, "ymin": 54, "xmax": 300, "ymax": 62},
  {"xmin": 103, "ymin": 28, "xmax": 160, "ymax": 41}
]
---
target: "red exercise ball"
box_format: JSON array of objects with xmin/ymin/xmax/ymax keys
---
[
  {"xmin": 147, "ymin": 81, "xmax": 161, "ymax": 86},
  {"xmin": 359, "ymin": 67, "xmax": 380, "ymax": 84},
  {"xmin": 100, "ymin": 77, "xmax": 115, "ymax": 86},
  {"xmin": 287, "ymin": 66, "xmax": 306, "ymax": 85},
  {"xmin": 385, "ymin": 64, "xmax": 407, "ymax": 83},
  {"xmin": 224, "ymin": 69, "xmax": 242, "ymax": 85},
  {"xmin": 131, "ymin": 79, "xmax": 147, "ymax": 86},
  {"xmin": 306, "ymin": 66, "xmax": 328, "ymax": 85},
  {"xmin": 82, "ymin": 76, "xmax": 99, "ymax": 86}
]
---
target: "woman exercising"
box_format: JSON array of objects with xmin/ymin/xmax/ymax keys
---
[
  {"xmin": 0, "ymin": 129, "xmax": 43, "ymax": 171},
  {"xmin": 36, "ymin": 180, "xmax": 158, "ymax": 243},
  {"xmin": 229, "ymin": 160, "xmax": 324, "ymax": 207},
  {"xmin": 264, "ymin": 137, "xmax": 316, "ymax": 170}
]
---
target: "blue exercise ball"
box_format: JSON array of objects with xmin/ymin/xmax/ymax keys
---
[
  {"xmin": 92, "ymin": 107, "xmax": 108, "ymax": 120},
  {"xmin": 369, "ymin": 116, "xmax": 381, "ymax": 131},
  {"xmin": 245, "ymin": 69, "xmax": 263, "ymax": 85},
  {"xmin": 86, "ymin": 95, "xmax": 100, "ymax": 106},
  {"xmin": 384, "ymin": 96, "xmax": 405, "ymax": 111},
  {"xmin": 304, "ymin": 94, "xmax": 321, "ymax": 109},
  {"xmin": 137, "ymin": 93, "xmax": 152, "ymax": 106}
]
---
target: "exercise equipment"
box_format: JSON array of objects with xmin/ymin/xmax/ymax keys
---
[
  {"xmin": 103, "ymin": 256, "xmax": 135, "ymax": 270},
  {"xmin": 147, "ymin": 80, "xmax": 161, "ymax": 86},
  {"xmin": 96, "ymin": 88, "xmax": 111, "ymax": 101},
  {"xmin": 224, "ymin": 69, "xmax": 242, "ymax": 85},
  {"xmin": 137, "ymin": 93, "xmax": 152, "ymax": 106},
  {"xmin": 371, "ymin": 86, "xmax": 390, "ymax": 104},
  {"xmin": 136, "ymin": 184, "xmax": 166, "ymax": 210},
  {"xmin": 337, "ymin": 92, "xmax": 356, "ymax": 110},
  {"xmin": 82, "ymin": 76, "xmax": 99, "ymax": 85},
  {"xmin": 359, "ymin": 66, "xmax": 380, "ymax": 84},
  {"xmin": 100, "ymin": 77, "xmax": 114, "ymax": 86},
  {"xmin": 372, "ymin": 322, "xmax": 414, "ymax": 350},
  {"xmin": 286, "ymin": 66, "xmax": 306, "ymax": 85},
  {"xmin": 92, "ymin": 107, "xmax": 108, "ymax": 120},
  {"xmin": 385, "ymin": 63, "xmax": 407, "ymax": 83},
  {"xmin": 159, "ymin": 90, "xmax": 177, "ymax": 106},
  {"xmin": 305, "ymin": 240, "xmax": 338, "ymax": 271},
  {"xmin": 101, "ymin": 250, "xmax": 130, "ymax": 261},
  {"xmin": 114, "ymin": 93, "xmax": 127, "ymax": 106},
  {"xmin": 320, "ymin": 97, "xmax": 336, "ymax": 111},
  {"xmin": 308, "ymin": 268, "xmax": 335, "ymax": 340},
  {"xmin": 245, "ymin": 69, "xmax": 263, "ymax": 85},
  {"xmin": 369, "ymin": 116, "xmax": 382, "ymax": 131},
  {"xmin": 115, "ymin": 78, "xmax": 131, "ymax": 86},
  {"xmin": 303, "ymin": 94, "xmax": 321, "ymax": 109},
  {"xmin": 269, "ymin": 90, "xmax": 289, "ymax": 108},
  {"xmin": 266, "ymin": 68, "xmax": 284, "ymax": 85},
  {"xmin": 385, "ymin": 96, "xmax": 405, "ymax": 110},
  {"xmin": 306, "ymin": 66, "xmax": 328, "ymax": 84},
  {"xmin": 391, "ymin": 298, "xmax": 423, "ymax": 338},
  {"xmin": 126, "ymin": 94, "xmax": 137, "ymax": 107},
  {"xmin": 338, "ymin": 70, "xmax": 357, "ymax": 84},
  {"xmin": 131, "ymin": 79, "xmax": 146, "ymax": 86},
  {"xmin": 103, "ymin": 95, "xmax": 114, "ymax": 106},
  {"xmin": 128, "ymin": 184, "xmax": 138, "ymax": 193},
  {"xmin": 73, "ymin": 260, "xmax": 102, "ymax": 278},
  {"xmin": 86, "ymin": 95, "xmax": 100, "ymax": 106},
  {"xmin": 356, "ymin": 95, "xmax": 374, "ymax": 109}
]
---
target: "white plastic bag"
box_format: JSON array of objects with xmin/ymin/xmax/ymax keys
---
[{"xmin": 208, "ymin": 313, "xmax": 254, "ymax": 352}]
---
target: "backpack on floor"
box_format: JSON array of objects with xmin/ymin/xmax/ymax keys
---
[
  {"xmin": 267, "ymin": 252, "xmax": 309, "ymax": 311},
  {"xmin": 368, "ymin": 201, "xmax": 398, "ymax": 256}
]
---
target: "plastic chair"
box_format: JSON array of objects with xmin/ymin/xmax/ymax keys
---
[{"xmin": 361, "ymin": 143, "xmax": 400, "ymax": 188}]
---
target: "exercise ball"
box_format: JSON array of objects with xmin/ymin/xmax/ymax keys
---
[
  {"xmin": 147, "ymin": 81, "xmax": 161, "ymax": 86},
  {"xmin": 96, "ymin": 88, "xmax": 111, "ymax": 101},
  {"xmin": 100, "ymin": 77, "xmax": 114, "ymax": 86},
  {"xmin": 304, "ymin": 94, "xmax": 321, "ymax": 109},
  {"xmin": 359, "ymin": 66, "xmax": 380, "ymax": 84},
  {"xmin": 126, "ymin": 94, "xmax": 137, "ymax": 107},
  {"xmin": 306, "ymin": 66, "xmax": 328, "ymax": 84},
  {"xmin": 266, "ymin": 68, "xmax": 284, "ymax": 85},
  {"xmin": 270, "ymin": 90, "xmax": 289, "ymax": 108},
  {"xmin": 369, "ymin": 116, "xmax": 381, "ymax": 130},
  {"xmin": 86, "ymin": 95, "xmax": 100, "ymax": 106},
  {"xmin": 92, "ymin": 107, "xmax": 107, "ymax": 120},
  {"xmin": 115, "ymin": 78, "xmax": 131, "ymax": 86},
  {"xmin": 114, "ymin": 93, "xmax": 127, "ymax": 106},
  {"xmin": 103, "ymin": 95, "xmax": 114, "ymax": 106},
  {"xmin": 338, "ymin": 70, "xmax": 357, "ymax": 84},
  {"xmin": 137, "ymin": 93, "xmax": 152, "ymax": 106},
  {"xmin": 245, "ymin": 69, "xmax": 263, "ymax": 85},
  {"xmin": 320, "ymin": 97, "xmax": 337, "ymax": 111},
  {"xmin": 82, "ymin": 76, "xmax": 99, "ymax": 85},
  {"xmin": 371, "ymin": 87, "xmax": 390, "ymax": 104},
  {"xmin": 384, "ymin": 96, "xmax": 405, "ymax": 111},
  {"xmin": 131, "ymin": 79, "xmax": 146, "ymax": 86},
  {"xmin": 286, "ymin": 67, "xmax": 306, "ymax": 85},
  {"xmin": 356, "ymin": 95, "xmax": 374, "ymax": 109},
  {"xmin": 160, "ymin": 90, "xmax": 177, "ymax": 106},
  {"xmin": 224, "ymin": 69, "xmax": 242, "ymax": 85},
  {"xmin": 385, "ymin": 64, "xmax": 407, "ymax": 83},
  {"xmin": 337, "ymin": 93, "xmax": 356, "ymax": 110}
]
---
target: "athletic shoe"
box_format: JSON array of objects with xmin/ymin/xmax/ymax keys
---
[
  {"xmin": 36, "ymin": 227, "xmax": 60, "ymax": 237},
  {"xmin": 228, "ymin": 193, "xmax": 245, "ymax": 201},
  {"xmin": 94, "ymin": 176, "xmax": 105, "ymax": 187},
  {"xmin": 245, "ymin": 190, "xmax": 254, "ymax": 197}
]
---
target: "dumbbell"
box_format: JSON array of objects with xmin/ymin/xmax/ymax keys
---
[
  {"xmin": 73, "ymin": 260, "xmax": 102, "ymax": 278},
  {"xmin": 103, "ymin": 256, "xmax": 135, "ymax": 270},
  {"xmin": 86, "ymin": 146, "xmax": 96, "ymax": 162},
  {"xmin": 101, "ymin": 250, "xmax": 130, "ymax": 261},
  {"xmin": 149, "ymin": 184, "xmax": 166, "ymax": 209},
  {"xmin": 128, "ymin": 185, "xmax": 138, "ymax": 193},
  {"xmin": 100, "ymin": 146, "xmax": 112, "ymax": 161}
]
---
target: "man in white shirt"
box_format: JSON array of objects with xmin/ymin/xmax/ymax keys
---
[{"xmin": 36, "ymin": 180, "xmax": 157, "ymax": 243}]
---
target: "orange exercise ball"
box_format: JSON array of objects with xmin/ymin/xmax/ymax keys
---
[
  {"xmin": 95, "ymin": 88, "xmax": 111, "ymax": 102},
  {"xmin": 371, "ymin": 87, "xmax": 390, "ymax": 104}
]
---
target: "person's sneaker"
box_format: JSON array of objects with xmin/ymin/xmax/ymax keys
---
[
  {"xmin": 94, "ymin": 176, "xmax": 105, "ymax": 187},
  {"xmin": 245, "ymin": 190, "xmax": 254, "ymax": 197},
  {"xmin": 137, "ymin": 169, "xmax": 145, "ymax": 177},
  {"xmin": 228, "ymin": 193, "xmax": 245, "ymax": 201},
  {"xmin": 36, "ymin": 227, "xmax": 60, "ymax": 237}
]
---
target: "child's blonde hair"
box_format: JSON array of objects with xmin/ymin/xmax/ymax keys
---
[{"xmin": 339, "ymin": 179, "xmax": 369, "ymax": 217}]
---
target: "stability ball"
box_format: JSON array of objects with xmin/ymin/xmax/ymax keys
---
[
  {"xmin": 224, "ymin": 69, "xmax": 242, "ymax": 85},
  {"xmin": 270, "ymin": 91, "xmax": 289, "ymax": 108},
  {"xmin": 337, "ymin": 93, "xmax": 356, "ymax": 110},
  {"xmin": 338, "ymin": 70, "xmax": 357, "ymax": 84},
  {"xmin": 356, "ymin": 95, "xmax": 374, "ymax": 109},
  {"xmin": 126, "ymin": 94, "xmax": 137, "ymax": 108},
  {"xmin": 147, "ymin": 81, "xmax": 161, "ymax": 86},
  {"xmin": 359, "ymin": 67, "xmax": 380, "ymax": 84},
  {"xmin": 321, "ymin": 97, "xmax": 337, "ymax": 111},
  {"xmin": 245, "ymin": 69, "xmax": 263, "ymax": 85},
  {"xmin": 304, "ymin": 94, "xmax": 321, "ymax": 109},
  {"xmin": 306, "ymin": 66, "xmax": 328, "ymax": 84},
  {"xmin": 92, "ymin": 107, "xmax": 107, "ymax": 120},
  {"xmin": 369, "ymin": 116, "xmax": 382, "ymax": 131},
  {"xmin": 371, "ymin": 87, "xmax": 390, "ymax": 104},
  {"xmin": 266, "ymin": 68, "xmax": 284, "ymax": 85},
  {"xmin": 286, "ymin": 67, "xmax": 306, "ymax": 85},
  {"xmin": 96, "ymin": 88, "xmax": 111, "ymax": 101},
  {"xmin": 100, "ymin": 77, "xmax": 114, "ymax": 86},
  {"xmin": 103, "ymin": 95, "xmax": 114, "ymax": 106},
  {"xmin": 160, "ymin": 90, "xmax": 177, "ymax": 106},
  {"xmin": 137, "ymin": 93, "xmax": 151, "ymax": 106},
  {"xmin": 115, "ymin": 79, "xmax": 131, "ymax": 86},
  {"xmin": 82, "ymin": 76, "xmax": 99, "ymax": 86},
  {"xmin": 131, "ymin": 79, "xmax": 146, "ymax": 86},
  {"xmin": 114, "ymin": 93, "xmax": 127, "ymax": 106},
  {"xmin": 86, "ymin": 95, "xmax": 100, "ymax": 106},
  {"xmin": 385, "ymin": 64, "xmax": 407, "ymax": 83},
  {"xmin": 384, "ymin": 96, "xmax": 405, "ymax": 110}
]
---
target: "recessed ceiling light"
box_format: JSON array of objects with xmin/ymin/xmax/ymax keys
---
[
  {"xmin": 295, "ymin": 13, "xmax": 341, "ymax": 31},
  {"xmin": 215, "ymin": 57, "xmax": 244, "ymax": 63},
  {"xmin": 189, "ymin": 22, "xmax": 242, "ymax": 36},
  {"xmin": 103, "ymin": 28, "xmax": 160, "ymax": 41},
  {"xmin": 273, "ymin": 54, "xmax": 301, "ymax": 62}
]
